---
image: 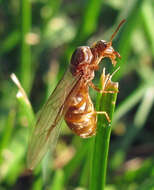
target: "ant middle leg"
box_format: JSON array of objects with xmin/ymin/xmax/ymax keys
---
[{"xmin": 89, "ymin": 81, "xmax": 118, "ymax": 94}]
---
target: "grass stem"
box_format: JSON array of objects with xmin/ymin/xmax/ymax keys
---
[
  {"xmin": 90, "ymin": 70, "xmax": 119, "ymax": 190},
  {"xmin": 20, "ymin": 0, "xmax": 31, "ymax": 94}
]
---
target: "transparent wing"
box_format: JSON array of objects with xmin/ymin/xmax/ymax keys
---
[{"xmin": 27, "ymin": 69, "xmax": 80, "ymax": 170}]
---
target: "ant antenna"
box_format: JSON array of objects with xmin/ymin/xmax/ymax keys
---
[{"xmin": 110, "ymin": 19, "xmax": 126, "ymax": 43}]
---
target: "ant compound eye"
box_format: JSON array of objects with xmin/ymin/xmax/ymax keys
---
[
  {"xmin": 90, "ymin": 40, "xmax": 108, "ymax": 60},
  {"xmin": 95, "ymin": 40, "xmax": 107, "ymax": 52},
  {"xmin": 71, "ymin": 46, "xmax": 93, "ymax": 66}
]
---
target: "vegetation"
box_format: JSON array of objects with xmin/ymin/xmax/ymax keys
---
[{"xmin": 0, "ymin": 0, "xmax": 154, "ymax": 189}]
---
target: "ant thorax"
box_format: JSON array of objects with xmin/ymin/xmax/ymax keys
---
[{"xmin": 70, "ymin": 46, "xmax": 93, "ymax": 76}]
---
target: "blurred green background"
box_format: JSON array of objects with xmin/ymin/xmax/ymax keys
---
[{"xmin": 0, "ymin": 0, "xmax": 154, "ymax": 189}]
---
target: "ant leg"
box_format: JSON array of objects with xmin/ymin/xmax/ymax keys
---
[
  {"xmin": 89, "ymin": 82, "xmax": 118, "ymax": 94},
  {"xmin": 89, "ymin": 82, "xmax": 102, "ymax": 92},
  {"xmin": 96, "ymin": 111, "xmax": 111, "ymax": 122},
  {"xmin": 89, "ymin": 64, "xmax": 99, "ymax": 70},
  {"xmin": 102, "ymin": 89, "xmax": 119, "ymax": 94}
]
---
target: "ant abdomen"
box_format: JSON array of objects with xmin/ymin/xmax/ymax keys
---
[{"xmin": 64, "ymin": 86, "xmax": 96, "ymax": 138}]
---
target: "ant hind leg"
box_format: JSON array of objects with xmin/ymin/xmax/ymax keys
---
[{"xmin": 96, "ymin": 111, "xmax": 111, "ymax": 123}]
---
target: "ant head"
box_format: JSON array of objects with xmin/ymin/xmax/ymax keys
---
[
  {"xmin": 91, "ymin": 40, "xmax": 108, "ymax": 54},
  {"xmin": 91, "ymin": 19, "xmax": 126, "ymax": 66}
]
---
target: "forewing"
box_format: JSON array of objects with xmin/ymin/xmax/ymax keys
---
[{"xmin": 27, "ymin": 69, "xmax": 80, "ymax": 170}]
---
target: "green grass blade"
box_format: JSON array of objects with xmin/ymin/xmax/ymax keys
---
[
  {"xmin": 63, "ymin": 140, "xmax": 89, "ymax": 184},
  {"xmin": 113, "ymin": 158, "xmax": 154, "ymax": 189},
  {"xmin": 115, "ymin": 0, "xmax": 144, "ymax": 80},
  {"xmin": 78, "ymin": 0, "xmax": 103, "ymax": 40},
  {"xmin": 0, "ymin": 109, "xmax": 16, "ymax": 162},
  {"xmin": 11, "ymin": 73, "xmax": 35, "ymax": 128},
  {"xmin": 0, "ymin": 30, "xmax": 20, "ymax": 55},
  {"xmin": 137, "ymin": 176, "xmax": 154, "ymax": 190},
  {"xmin": 90, "ymin": 71, "xmax": 119, "ymax": 190},
  {"xmin": 20, "ymin": 0, "xmax": 32, "ymax": 94},
  {"xmin": 31, "ymin": 177, "xmax": 43, "ymax": 190},
  {"xmin": 134, "ymin": 87, "xmax": 154, "ymax": 128},
  {"xmin": 50, "ymin": 169, "xmax": 64, "ymax": 190},
  {"xmin": 113, "ymin": 84, "xmax": 147, "ymax": 125},
  {"xmin": 2, "ymin": 74, "xmax": 35, "ymax": 184},
  {"xmin": 111, "ymin": 87, "xmax": 154, "ymax": 169},
  {"xmin": 64, "ymin": 0, "xmax": 103, "ymax": 61},
  {"xmin": 79, "ymin": 155, "xmax": 91, "ymax": 187},
  {"xmin": 141, "ymin": 0, "xmax": 154, "ymax": 56}
]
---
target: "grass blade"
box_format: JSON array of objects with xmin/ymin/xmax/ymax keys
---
[
  {"xmin": 111, "ymin": 87, "xmax": 154, "ymax": 169},
  {"xmin": 0, "ymin": 109, "xmax": 16, "ymax": 163},
  {"xmin": 90, "ymin": 70, "xmax": 119, "ymax": 190},
  {"xmin": 50, "ymin": 169, "xmax": 64, "ymax": 190},
  {"xmin": 0, "ymin": 30, "xmax": 20, "ymax": 55},
  {"xmin": 10, "ymin": 73, "xmax": 35, "ymax": 128},
  {"xmin": 141, "ymin": 0, "xmax": 154, "ymax": 56},
  {"xmin": 115, "ymin": 0, "xmax": 144, "ymax": 80},
  {"xmin": 63, "ymin": 140, "xmax": 89, "ymax": 185},
  {"xmin": 113, "ymin": 84, "xmax": 147, "ymax": 125},
  {"xmin": 20, "ymin": 0, "xmax": 32, "ymax": 94}
]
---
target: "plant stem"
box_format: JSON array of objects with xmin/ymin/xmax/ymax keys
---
[
  {"xmin": 20, "ymin": 0, "xmax": 31, "ymax": 94},
  {"xmin": 90, "ymin": 71, "xmax": 119, "ymax": 190}
]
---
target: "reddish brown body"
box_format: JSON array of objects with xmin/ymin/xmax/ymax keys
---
[
  {"xmin": 64, "ymin": 40, "xmax": 119, "ymax": 138},
  {"xmin": 64, "ymin": 19, "xmax": 126, "ymax": 137},
  {"xmin": 65, "ymin": 81, "xmax": 97, "ymax": 138}
]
